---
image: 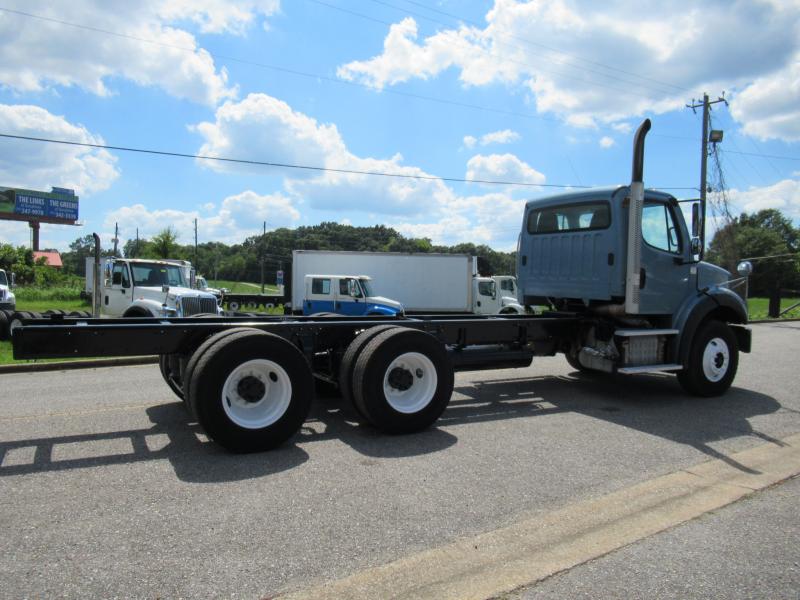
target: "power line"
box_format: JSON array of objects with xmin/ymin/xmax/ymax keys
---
[
  {"xmin": 0, "ymin": 132, "xmax": 697, "ymax": 191},
  {"xmin": 0, "ymin": 6, "xmax": 560, "ymax": 125},
  {"xmin": 0, "ymin": 132, "xmax": 580, "ymax": 188}
]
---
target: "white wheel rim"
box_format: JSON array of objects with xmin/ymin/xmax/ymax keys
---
[
  {"xmin": 702, "ymin": 337, "xmax": 730, "ymax": 383},
  {"xmin": 382, "ymin": 352, "xmax": 437, "ymax": 414},
  {"xmin": 221, "ymin": 359, "xmax": 292, "ymax": 429}
]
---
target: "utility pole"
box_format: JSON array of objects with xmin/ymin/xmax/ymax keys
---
[
  {"xmin": 113, "ymin": 222, "xmax": 119, "ymax": 255},
  {"xmin": 260, "ymin": 221, "xmax": 266, "ymax": 294},
  {"xmin": 194, "ymin": 218, "xmax": 198, "ymax": 273},
  {"xmin": 135, "ymin": 228, "xmax": 139, "ymax": 257},
  {"xmin": 686, "ymin": 92, "xmax": 727, "ymax": 259}
]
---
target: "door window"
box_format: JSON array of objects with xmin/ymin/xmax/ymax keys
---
[
  {"xmin": 478, "ymin": 280, "xmax": 496, "ymax": 297},
  {"xmin": 311, "ymin": 278, "xmax": 331, "ymax": 295},
  {"xmin": 112, "ymin": 262, "xmax": 130, "ymax": 288},
  {"xmin": 642, "ymin": 202, "xmax": 681, "ymax": 254}
]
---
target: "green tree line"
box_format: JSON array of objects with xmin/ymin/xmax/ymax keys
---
[{"xmin": 55, "ymin": 222, "xmax": 518, "ymax": 284}]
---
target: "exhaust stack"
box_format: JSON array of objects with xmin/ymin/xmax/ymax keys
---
[{"xmin": 625, "ymin": 119, "xmax": 651, "ymax": 315}]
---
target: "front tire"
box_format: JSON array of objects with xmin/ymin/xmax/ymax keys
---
[
  {"xmin": 677, "ymin": 320, "xmax": 739, "ymax": 397},
  {"xmin": 187, "ymin": 329, "xmax": 313, "ymax": 452}
]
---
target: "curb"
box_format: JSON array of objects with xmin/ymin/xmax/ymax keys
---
[{"xmin": 0, "ymin": 355, "xmax": 158, "ymax": 374}]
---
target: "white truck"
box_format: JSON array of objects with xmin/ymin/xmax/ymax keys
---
[
  {"xmin": 85, "ymin": 257, "xmax": 221, "ymax": 318},
  {"xmin": 0, "ymin": 269, "xmax": 15, "ymax": 311},
  {"xmin": 291, "ymin": 250, "xmax": 524, "ymax": 315}
]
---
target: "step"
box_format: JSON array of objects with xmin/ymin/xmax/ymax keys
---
[
  {"xmin": 614, "ymin": 328, "xmax": 679, "ymax": 337},
  {"xmin": 617, "ymin": 363, "xmax": 683, "ymax": 374}
]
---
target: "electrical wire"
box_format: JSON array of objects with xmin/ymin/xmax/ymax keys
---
[{"xmin": 0, "ymin": 132, "xmax": 698, "ymax": 191}]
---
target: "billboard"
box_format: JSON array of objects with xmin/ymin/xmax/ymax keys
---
[{"xmin": 0, "ymin": 186, "xmax": 79, "ymax": 223}]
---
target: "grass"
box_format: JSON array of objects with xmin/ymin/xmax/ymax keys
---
[
  {"xmin": 210, "ymin": 279, "xmax": 281, "ymax": 295},
  {"xmin": 747, "ymin": 297, "xmax": 800, "ymax": 320}
]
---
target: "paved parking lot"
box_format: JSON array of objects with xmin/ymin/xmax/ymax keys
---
[{"xmin": 1, "ymin": 322, "xmax": 798, "ymax": 598}]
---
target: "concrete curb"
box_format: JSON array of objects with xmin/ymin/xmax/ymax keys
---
[{"xmin": 0, "ymin": 355, "xmax": 158, "ymax": 374}]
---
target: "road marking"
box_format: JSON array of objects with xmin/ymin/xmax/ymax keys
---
[{"xmin": 279, "ymin": 433, "xmax": 800, "ymax": 600}]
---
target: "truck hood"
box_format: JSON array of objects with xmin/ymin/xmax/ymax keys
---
[
  {"xmin": 134, "ymin": 285, "xmax": 215, "ymax": 301},
  {"xmin": 368, "ymin": 296, "xmax": 404, "ymax": 311},
  {"xmin": 697, "ymin": 261, "xmax": 732, "ymax": 290}
]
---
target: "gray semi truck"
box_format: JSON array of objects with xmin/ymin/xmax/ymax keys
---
[{"xmin": 11, "ymin": 120, "xmax": 751, "ymax": 453}]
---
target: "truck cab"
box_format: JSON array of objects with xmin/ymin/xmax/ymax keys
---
[
  {"xmin": 472, "ymin": 276, "xmax": 525, "ymax": 314},
  {"xmin": 303, "ymin": 275, "xmax": 403, "ymax": 316},
  {"xmin": 101, "ymin": 258, "xmax": 221, "ymax": 318},
  {"xmin": 0, "ymin": 269, "xmax": 15, "ymax": 311}
]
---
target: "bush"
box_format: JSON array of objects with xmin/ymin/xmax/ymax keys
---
[{"xmin": 14, "ymin": 285, "xmax": 84, "ymax": 302}]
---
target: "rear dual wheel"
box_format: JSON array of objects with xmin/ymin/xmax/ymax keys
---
[
  {"xmin": 186, "ymin": 329, "xmax": 313, "ymax": 453},
  {"xmin": 352, "ymin": 328, "xmax": 453, "ymax": 434}
]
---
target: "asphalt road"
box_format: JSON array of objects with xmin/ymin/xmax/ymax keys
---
[{"xmin": 1, "ymin": 321, "xmax": 798, "ymax": 598}]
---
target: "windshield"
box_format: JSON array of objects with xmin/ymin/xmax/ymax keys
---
[
  {"xmin": 360, "ymin": 279, "xmax": 373, "ymax": 297},
  {"xmin": 0, "ymin": 271, "xmax": 6, "ymax": 286},
  {"xmin": 197, "ymin": 277, "xmax": 207, "ymax": 289},
  {"xmin": 130, "ymin": 263, "xmax": 187, "ymax": 287}
]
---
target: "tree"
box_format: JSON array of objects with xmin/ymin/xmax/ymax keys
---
[
  {"xmin": 148, "ymin": 227, "xmax": 180, "ymax": 259},
  {"xmin": 707, "ymin": 209, "xmax": 800, "ymax": 297}
]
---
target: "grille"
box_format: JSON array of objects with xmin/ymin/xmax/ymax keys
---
[{"xmin": 179, "ymin": 296, "xmax": 218, "ymax": 316}]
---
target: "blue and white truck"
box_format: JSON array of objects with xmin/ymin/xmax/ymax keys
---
[
  {"xmin": 12, "ymin": 119, "xmax": 752, "ymax": 454},
  {"xmin": 291, "ymin": 250, "xmax": 524, "ymax": 315}
]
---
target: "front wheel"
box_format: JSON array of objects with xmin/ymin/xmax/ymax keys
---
[{"xmin": 677, "ymin": 320, "xmax": 739, "ymax": 397}]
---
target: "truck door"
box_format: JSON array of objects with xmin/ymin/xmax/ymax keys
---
[
  {"xmin": 473, "ymin": 278, "xmax": 498, "ymax": 314},
  {"xmin": 639, "ymin": 199, "xmax": 692, "ymax": 314},
  {"xmin": 105, "ymin": 261, "xmax": 133, "ymax": 316},
  {"xmin": 335, "ymin": 278, "xmax": 368, "ymax": 315},
  {"xmin": 304, "ymin": 277, "xmax": 335, "ymax": 314}
]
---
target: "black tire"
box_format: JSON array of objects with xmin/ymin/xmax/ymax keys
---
[
  {"xmin": 182, "ymin": 327, "xmax": 256, "ymax": 407},
  {"xmin": 338, "ymin": 325, "xmax": 400, "ymax": 412},
  {"xmin": 9, "ymin": 311, "xmax": 32, "ymax": 336},
  {"xmin": 159, "ymin": 354, "xmax": 184, "ymax": 400},
  {"xmin": 352, "ymin": 328, "xmax": 453, "ymax": 433},
  {"xmin": 0, "ymin": 310, "xmax": 8, "ymax": 341},
  {"xmin": 228, "ymin": 301, "xmax": 240, "ymax": 311},
  {"xmin": 188, "ymin": 329, "xmax": 313, "ymax": 453},
  {"xmin": 677, "ymin": 320, "xmax": 739, "ymax": 397},
  {"xmin": 564, "ymin": 349, "xmax": 595, "ymax": 373}
]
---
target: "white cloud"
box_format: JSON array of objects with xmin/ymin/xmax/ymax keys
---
[
  {"xmin": 599, "ymin": 136, "xmax": 615, "ymax": 148},
  {"xmin": 464, "ymin": 129, "xmax": 521, "ymax": 149},
  {"xmin": 466, "ymin": 153, "xmax": 545, "ymax": 185},
  {"xmin": 0, "ymin": 1, "xmax": 279, "ymax": 106},
  {"xmin": 194, "ymin": 93, "xmax": 456, "ymax": 215},
  {"xmin": 726, "ymin": 179, "xmax": 800, "ymax": 220},
  {"xmin": 337, "ymin": 2, "xmax": 800, "ymax": 135},
  {"xmin": 729, "ymin": 52, "xmax": 800, "ymax": 142},
  {"xmin": 0, "ymin": 104, "xmax": 119, "ymax": 195},
  {"xmin": 103, "ymin": 189, "xmax": 300, "ymax": 246}
]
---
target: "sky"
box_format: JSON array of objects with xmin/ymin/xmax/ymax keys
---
[{"xmin": 0, "ymin": 0, "xmax": 799, "ymax": 253}]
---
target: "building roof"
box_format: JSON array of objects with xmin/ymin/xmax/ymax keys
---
[{"xmin": 33, "ymin": 251, "xmax": 63, "ymax": 268}]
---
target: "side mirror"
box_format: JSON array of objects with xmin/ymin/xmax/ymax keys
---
[
  {"xmin": 691, "ymin": 237, "xmax": 701, "ymax": 256},
  {"xmin": 9, "ymin": 272, "xmax": 14, "ymax": 288},
  {"xmin": 190, "ymin": 269, "xmax": 196, "ymax": 289},
  {"xmin": 162, "ymin": 284, "xmax": 170, "ymax": 294},
  {"xmin": 737, "ymin": 261, "xmax": 753, "ymax": 277},
  {"xmin": 691, "ymin": 203, "xmax": 700, "ymax": 238}
]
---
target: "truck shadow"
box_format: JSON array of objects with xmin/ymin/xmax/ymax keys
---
[
  {"xmin": 0, "ymin": 373, "xmax": 782, "ymax": 481},
  {"xmin": 450, "ymin": 371, "xmax": 785, "ymax": 474}
]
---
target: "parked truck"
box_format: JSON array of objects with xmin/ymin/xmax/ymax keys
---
[
  {"xmin": 0, "ymin": 269, "xmax": 15, "ymax": 311},
  {"xmin": 11, "ymin": 120, "xmax": 751, "ymax": 454},
  {"xmin": 85, "ymin": 257, "xmax": 221, "ymax": 318},
  {"xmin": 291, "ymin": 250, "xmax": 525, "ymax": 315}
]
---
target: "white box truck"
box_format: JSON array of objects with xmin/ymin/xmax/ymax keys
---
[{"xmin": 291, "ymin": 250, "xmax": 524, "ymax": 314}]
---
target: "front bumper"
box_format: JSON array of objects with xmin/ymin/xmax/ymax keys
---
[{"xmin": 0, "ymin": 302, "xmax": 15, "ymax": 311}]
